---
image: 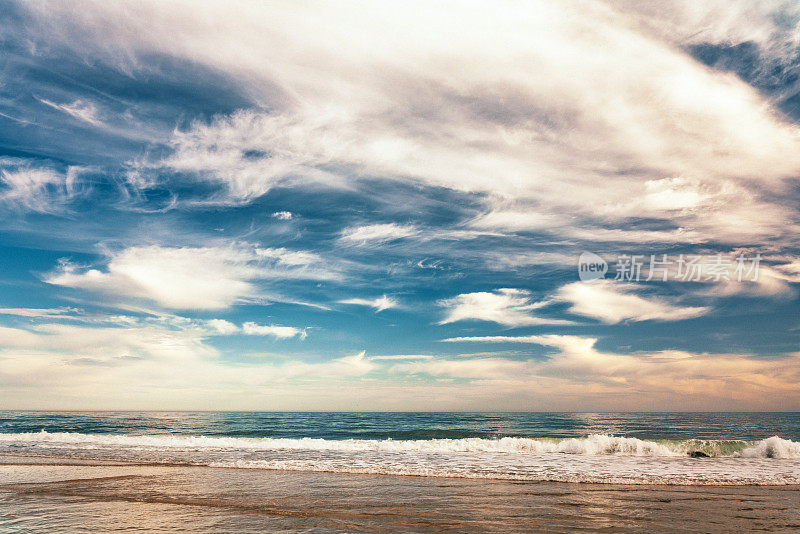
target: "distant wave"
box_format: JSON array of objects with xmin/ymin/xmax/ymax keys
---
[{"xmin": 0, "ymin": 431, "xmax": 799, "ymax": 458}]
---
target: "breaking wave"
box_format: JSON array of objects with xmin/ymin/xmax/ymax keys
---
[
  {"xmin": 3, "ymin": 432, "xmax": 800, "ymax": 485},
  {"xmin": 0, "ymin": 431, "xmax": 798, "ymax": 458}
]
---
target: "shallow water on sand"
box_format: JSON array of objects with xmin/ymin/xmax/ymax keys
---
[{"xmin": 1, "ymin": 461, "xmax": 800, "ymax": 533}]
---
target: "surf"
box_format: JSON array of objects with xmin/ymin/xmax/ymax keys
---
[{"xmin": 0, "ymin": 431, "xmax": 798, "ymax": 458}]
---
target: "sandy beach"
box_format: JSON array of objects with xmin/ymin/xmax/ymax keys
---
[{"xmin": 1, "ymin": 455, "xmax": 799, "ymax": 533}]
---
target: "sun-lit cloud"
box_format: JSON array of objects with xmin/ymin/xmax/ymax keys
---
[
  {"xmin": 1, "ymin": 1, "xmax": 800, "ymax": 410},
  {"xmin": 44, "ymin": 244, "xmax": 337, "ymax": 311},
  {"xmin": 45, "ymin": 246, "xmax": 257, "ymax": 310},
  {"xmin": 1, "ymin": 309, "xmax": 799, "ymax": 409},
  {"xmin": 616, "ymin": 0, "xmax": 800, "ymax": 54},
  {"xmin": 0, "ymin": 319, "xmax": 366, "ymax": 407},
  {"xmin": 439, "ymin": 289, "xmax": 571, "ymax": 327},
  {"xmin": 205, "ymin": 318, "xmax": 239, "ymax": 335},
  {"xmin": 556, "ymin": 280, "xmax": 710, "ymax": 323},
  {"xmin": 401, "ymin": 334, "xmax": 800, "ymax": 409},
  {"xmin": 18, "ymin": 0, "xmax": 800, "ymax": 244}
]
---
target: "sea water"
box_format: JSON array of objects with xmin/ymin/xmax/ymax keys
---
[{"xmin": 1, "ymin": 411, "xmax": 800, "ymax": 485}]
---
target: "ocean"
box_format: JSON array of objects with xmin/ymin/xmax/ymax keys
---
[{"xmin": 1, "ymin": 412, "xmax": 800, "ymax": 532}]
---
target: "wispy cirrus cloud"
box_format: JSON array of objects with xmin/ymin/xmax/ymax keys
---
[
  {"xmin": 39, "ymin": 98, "xmax": 103, "ymax": 127},
  {"xmin": 338, "ymin": 295, "xmax": 397, "ymax": 313},
  {"xmin": 338, "ymin": 223, "xmax": 419, "ymax": 246},
  {"xmin": 439, "ymin": 289, "xmax": 571, "ymax": 327},
  {"xmin": 0, "ymin": 308, "xmax": 308, "ymax": 340},
  {"xmin": 441, "ymin": 335, "xmax": 595, "ymax": 348},
  {"xmin": 242, "ymin": 322, "xmax": 307, "ymax": 340},
  {"xmin": 0, "ymin": 160, "xmax": 87, "ymax": 213},
  {"xmin": 0, "ymin": 307, "xmax": 80, "ymax": 319},
  {"xmin": 15, "ymin": 0, "xmax": 800, "ymax": 245},
  {"xmin": 556, "ymin": 280, "xmax": 710, "ymax": 324},
  {"xmin": 2, "ymin": 1, "xmax": 800, "ymax": 410}
]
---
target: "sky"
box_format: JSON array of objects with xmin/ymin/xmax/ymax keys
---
[{"xmin": 1, "ymin": 0, "xmax": 800, "ymax": 410}]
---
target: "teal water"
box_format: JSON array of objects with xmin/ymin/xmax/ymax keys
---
[
  {"xmin": 2, "ymin": 412, "xmax": 800, "ymax": 484},
  {"xmin": 2, "ymin": 411, "xmax": 799, "ymax": 440}
]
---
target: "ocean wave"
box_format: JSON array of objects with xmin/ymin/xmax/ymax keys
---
[
  {"xmin": 203, "ymin": 458, "xmax": 800, "ymax": 485},
  {"xmin": 738, "ymin": 436, "xmax": 800, "ymax": 459},
  {"xmin": 0, "ymin": 431, "xmax": 797, "ymax": 458}
]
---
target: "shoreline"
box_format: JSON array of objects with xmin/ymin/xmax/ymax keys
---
[
  {"xmin": 2, "ymin": 452, "xmax": 800, "ymax": 487},
  {"xmin": 2, "ymin": 460, "xmax": 800, "ymax": 532}
]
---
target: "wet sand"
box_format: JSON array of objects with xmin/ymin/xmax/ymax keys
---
[{"xmin": 1, "ymin": 456, "xmax": 799, "ymax": 533}]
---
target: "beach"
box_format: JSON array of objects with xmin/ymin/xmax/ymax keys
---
[
  {"xmin": 5, "ymin": 1, "xmax": 800, "ymax": 530},
  {"xmin": 2, "ymin": 456, "xmax": 800, "ymax": 533},
  {"xmin": 1, "ymin": 412, "xmax": 800, "ymax": 531}
]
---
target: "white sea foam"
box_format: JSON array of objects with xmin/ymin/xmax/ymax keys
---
[
  {"xmin": 2, "ymin": 432, "xmax": 800, "ymax": 485},
  {"xmin": 0, "ymin": 431, "xmax": 796, "ymax": 458},
  {"xmin": 205, "ymin": 457, "xmax": 800, "ymax": 485},
  {"xmin": 738, "ymin": 436, "xmax": 800, "ymax": 459}
]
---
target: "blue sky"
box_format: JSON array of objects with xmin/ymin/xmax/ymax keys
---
[{"xmin": 1, "ymin": 0, "xmax": 800, "ymax": 410}]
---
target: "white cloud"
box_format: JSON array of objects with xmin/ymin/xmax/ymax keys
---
[
  {"xmin": 556, "ymin": 280, "xmax": 709, "ymax": 323},
  {"xmin": 369, "ymin": 354, "xmax": 434, "ymax": 361},
  {"xmin": 439, "ymin": 288, "xmax": 571, "ymax": 327},
  {"xmin": 470, "ymin": 210, "xmax": 569, "ymax": 233},
  {"xmin": 5, "ymin": 322, "xmax": 217, "ymax": 363},
  {"xmin": 295, "ymin": 350, "xmax": 375, "ymax": 378},
  {"xmin": 441, "ymin": 334, "xmax": 594, "ymax": 349},
  {"xmin": 0, "ymin": 310, "xmax": 306, "ymax": 341},
  {"xmin": 469, "ymin": 174, "xmax": 797, "ymax": 244},
  {"xmin": 391, "ymin": 357, "xmax": 528, "ymax": 380},
  {"xmin": 773, "ymin": 259, "xmax": 800, "ymax": 282},
  {"xmin": 46, "ymin": 246, "xmax": 255, "ymax": 310},
  {"xmin": 0, "ymin": 307, "xmax": 79, "ymax": 318},
  {"xmin": 338, "ymin": 295, "xmax": 397, "ymax": 312},
  {"xmin": 0, "ymin": 326, "xmax": 45, "ymax": 348},
  {"xmin": 19, "ymin": 0, "xmax": 800, "ymax": 244},
  {"xmin": 2, "ymin": 315, "xmax": 800, "ymax": 409},
  {"xmin": 39, "ymin": 98, "xmax": 103, "ymax": 126},
  {"xmin": 0, "ymin": 163, "xmax": 86, "ymax": 213},
  {"xmin": 149, "ymin": 315, "xmax": 309, "ymax": 339},
  {"xmin": 338, "ymin": 223, "xmax": 418, "ymax": 245},
  {"xmin": 242, "ymin": 322, "xmax": 306, "ymax": 339},
  {"xmin": 483, "ymin": 251, "xmax": 577, "ymax": 270},
  {"xmin": 271, "ymin": 211, "xmax": 293, "ymax": 220},
  {"xmin": 45, "ymin": 244, "xmax": 336, "ymax": 310},
  {"xmin": 205, "ymin": 319, "xmax": 239, "ymax": 335},
  {"xmin": 0, "ymin": 319, "xmax": 370, "ymax": 408},
  {"xmin": 692, "ymin": 257, "xmax": 799, "ymax": 298},
  {"xmin": 393, "ymin": 334, "xmax": 800, "ymax": 409},
  {"xmin": 4, "ymin": 1, "xmax": 800, "ymax": 411},
  {"xmin": 615, "ymin": 0, "xmax": 800, "ymax": 54}
]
